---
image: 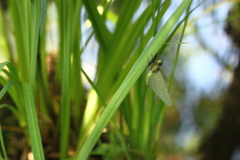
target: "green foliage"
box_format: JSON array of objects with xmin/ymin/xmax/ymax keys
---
[
  {"xmin": 0, "ymin": 124, "xmax": 7, "ymax": 160},
  {"xmin": 0, "ymin": 0, "xmax": 192, "ymax": 159}
]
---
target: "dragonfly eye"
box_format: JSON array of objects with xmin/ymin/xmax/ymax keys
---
[{"xmin": 156, "ymin": 60, "xmax": 163, "ymax": 66}]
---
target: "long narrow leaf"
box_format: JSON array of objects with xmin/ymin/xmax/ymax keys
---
[
  {"xmin": 0, "ymin": 81, "xmax": 15, "ymax": 100},
  {"xmin": 0, "ymin": 124, "xmax": 8, "ymax": 160},
  {"xmin": 82, "ymin": 0, "xmax": 111, "ymax": 50},
  {"xmin": 55, "ymin": 0, "xmax": 72, "ymax": 159},
  {"xmin": 23, "ymin": 83, "xmax": 45, "ymax": 160}
]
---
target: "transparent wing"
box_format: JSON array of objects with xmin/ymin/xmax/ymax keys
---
[{"xmin": 148, "ymin": 70, "xmax": 172, "ymax": 106}]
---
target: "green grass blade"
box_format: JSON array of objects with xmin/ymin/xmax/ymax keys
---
[
  {"xmin": 80, "ymin": 67, "xmax": 106, "ymax": 107},
  {"xmin": 9, "ymin": 1, "xmax": 30, "ymax": 82},
  {"xmin": 77, "ymin": 1, "xmax": 192, "ymax": 159},
  {"xmin": 23, "ymin": 83, "xmax": 45, "ymax": 160},
  {"xmin": 82, "ymin": 0, "xmax": 111, "ymax": 50},
  {"xmin": 0, "ymin": 81, "xmax": 15, "ymax": 100},
  {"xmin": 39, "ymin": 0, "xmax": 47, "ymax": 35},
  {"xmin": 0, "ymin": 124, "xmax": 8, "ymax": 160},
  {"xmin": 0, "ymin": 61, "xmax": 26, "ymax": 126},
  {"xmin": 29, "ymin": 0, "xmax": 44, "ymax": 87},
  {"xmin": 112, "ymin": 0, "xmax": 141, "ymax": 46},
  {"xmin": 70, "ymin": 0, "xmax": 84, "ymax": 131},
  {"xmin": 55, "ymin": 0, "xmax": 72, "ymax": 158},
  {"xmin": 0, "ymin": 62, "xmax": 20, "ymax": 81}
]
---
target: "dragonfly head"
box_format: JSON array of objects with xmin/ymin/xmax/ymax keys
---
[{"xmin": 156, "ymin": 60, "xmax": 163, "ymax": 67}]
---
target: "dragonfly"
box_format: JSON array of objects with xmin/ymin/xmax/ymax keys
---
[{"xmin": 146, "ymin": 55, "xmax": 172, "ymax": 106}]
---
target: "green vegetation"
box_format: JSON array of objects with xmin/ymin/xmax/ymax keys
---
[{"xmin": 0, "ymin": 0, "xmax": 193, "ymax": 159}]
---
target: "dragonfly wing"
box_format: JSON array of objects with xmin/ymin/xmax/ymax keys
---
[{"xmin": 148, "ymin": 71, "xmax": 172, "ymax": 106}]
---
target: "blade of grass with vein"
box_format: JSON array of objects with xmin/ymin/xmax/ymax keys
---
[
  {"xmin": 23, "ymin": 83, "xmax": 45, "ymax": 160},
  {"xmin": 77, "ymin": 1, "xmax": 192, "ymax": 159},
  {"xmin": 54, "ymin": 0, "xmax": 72, "ymax": 158}
]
